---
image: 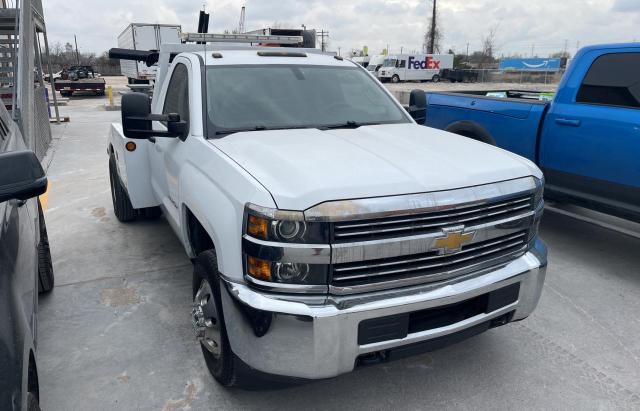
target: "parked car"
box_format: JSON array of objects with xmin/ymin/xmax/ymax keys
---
[
  {"xmin": 0, "ymin": 104, "xmax": 54, "ymax": 410},
  {"xmin": 108, "ymin": 33, "xmax": 547, "ymax": 388},
  {"xmin": 43, "ymin": 71, "xmax": 61, "ymax": 82},
  {"xmin": 424, "ymin": 43, "xmax": 640, "ymax": 222}
]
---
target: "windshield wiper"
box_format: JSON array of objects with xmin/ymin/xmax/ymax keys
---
[
  {"xmin": 215, "ymin": 125, "xmax": 319, "ymax": 136},
  {"xmin": 215, "ymin": 125, "xmax": 268, "ymax": 136},
  {"xmin": 319, "ymin": 121, "xmax": 374, "ymax": 130}
]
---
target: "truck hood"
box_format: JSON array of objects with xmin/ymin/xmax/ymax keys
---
[{"xmin": 211, "ymin": 123, "xmax": 542, "ymax": 210}]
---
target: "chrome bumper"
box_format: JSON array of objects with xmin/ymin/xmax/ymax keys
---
[{"xmin": 220, "ymin": 238, "xmax": 547, "ymax": 380}]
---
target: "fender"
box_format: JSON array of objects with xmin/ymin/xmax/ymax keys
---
[
  {"xmin": 177, "ymin": 141, "xmax": 275, "ymax": 280},
  {"xmin": 445, "ymin": 120, "xmax": 497, "ymax": 146},
  {"xmin": 107, "ymin": 124, "xmax": 158, "ymax": 208}
]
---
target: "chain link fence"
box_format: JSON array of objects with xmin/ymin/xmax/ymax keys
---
[{"xmin": 33, "ymin": 85, "xmax": 51, "ymax": 159}]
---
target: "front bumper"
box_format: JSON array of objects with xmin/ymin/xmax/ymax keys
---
[{"xmin": 220, "ymin": 238, "xmax": 547, "ymax": 380}]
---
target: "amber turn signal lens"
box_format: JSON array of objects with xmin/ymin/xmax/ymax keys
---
[
  {"xmin": 247, "ymin": 256, "xmax": 272, "ymax": 281},
  {"xmin": 125, "ymin": 141, "xmax": 137, "ymax": 152},
  {"xmin": 247, "ymin": 215, "xmax": 268, "ymax": 239}
]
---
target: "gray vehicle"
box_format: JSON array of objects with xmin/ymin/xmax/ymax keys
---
[{"xmin": 0, "ymin": 103, "xmax": 54, "ymax": 410}]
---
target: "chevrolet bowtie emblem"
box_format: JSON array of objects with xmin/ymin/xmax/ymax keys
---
[{"xmin": 433, "ymin": 229, "xmax": 475, "ymax": 254}]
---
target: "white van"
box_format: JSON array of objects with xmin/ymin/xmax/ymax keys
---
[
  {"xmin": 365, "ymin": 54, "xmax": 386, "ymax": 78},
  {"xmin": 378, "ymin": 54, "xmax": 454, "ymax": 83}
]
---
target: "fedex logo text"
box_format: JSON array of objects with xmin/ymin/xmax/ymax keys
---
[{"xmin": 407, "ymin": 56, "xmax": 440, "ymax": 70}]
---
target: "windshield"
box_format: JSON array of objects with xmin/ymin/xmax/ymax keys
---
[
  {"xmin": 206, "ymin": 65, "xmax": 410, "ymax": 136},
  {"xmin": 383, "ymin": 59, "xmax": 397, "ymax": 67}
]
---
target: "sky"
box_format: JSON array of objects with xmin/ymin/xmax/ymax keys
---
[{"xmin": 43, "ymin": 0, "xmax": 640, "ymax": 58}]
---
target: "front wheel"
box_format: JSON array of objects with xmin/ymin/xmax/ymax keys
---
[
  {"xmin": 26, "ymin": 392, "xmax": 41, "ymax": 411},
  {"xmin": 37, "ymin": 201, "xmax": 54, "ymax": 293},
  {"xmin": 192, "ymin": 250, "xmax": 263, "ymax": 388},
  {"xmin": 192, "ymin": 250, "xmax": 238, "ymax": 387},
  {"xmin": 391, "ymin": 75, "xmax": 400, "ymax": 83}
]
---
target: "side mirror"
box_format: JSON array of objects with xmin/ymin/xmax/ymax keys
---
[
  {"xmin": 121, "ymin": 92, "xmax": 188, "ymax": 141},
  {"xmin": 408, "ymin": 89, "xmax": 427, "ymax": 125},
  {"xmin": 0, "ymin": 150, "xmax": 47, "ymax": 204}
]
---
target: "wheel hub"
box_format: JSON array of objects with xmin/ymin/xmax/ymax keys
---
[{"xmin": 191, "ymin": 279, "xmax": 222, "ymax": 358}]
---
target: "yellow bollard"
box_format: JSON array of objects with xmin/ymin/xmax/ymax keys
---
[{"xmin": 107, "ymin": 85, "xmax": 113, "ymax": 106}]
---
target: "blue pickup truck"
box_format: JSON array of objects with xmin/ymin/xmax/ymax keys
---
[{"xmin": 424, "ymin": 43, "xmax": 639, "ymax": 222}]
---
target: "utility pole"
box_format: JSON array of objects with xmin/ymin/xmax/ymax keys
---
[
  {"xmin": 428, "ymin": 0, "xmax": 437, "ymax": 54},
  {"xmin": 74, "ymin": 34, "xmax": 80, "ymax": 65},
  {"xmin": 531, "ymin": 43, "xmax": 535, "ymax": 58},
  {"xmin": 563, "ymin": 39, "xmax": 568, "ymax": 57},
  {"xmin": 466, "ymin": 41, "xmax": 470, "ymax": 63},
  {"xmin": 317, "ymin": 30, "xmax": 329, "ymax": 52}
]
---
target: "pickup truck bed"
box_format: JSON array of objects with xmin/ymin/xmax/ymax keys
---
[
  {"xmin": 427, "ymin": 91, "xmax": 548, "ymax": 161},
  {"xmin": 424, "ymin": 43, "xmax": 640, "ymax": 222}
]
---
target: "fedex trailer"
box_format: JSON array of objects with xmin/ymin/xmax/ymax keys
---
[
  {"xmin": 379, "ymin": 54, "xmax": 454, "ymax": 83},
  {"xmin": 117, "ymin": 23, "xmax": 182, "ymax": 84}
]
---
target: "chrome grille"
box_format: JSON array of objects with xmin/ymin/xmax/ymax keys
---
[
  {"xmin": 331, "ymin": 231, "xmax": 529, "ymax": 288},
  {"xmin": 332, "ymin": 194, "xmax": 534, "ymax": 243}
]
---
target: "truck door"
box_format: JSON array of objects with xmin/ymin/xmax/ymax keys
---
[
  {"xmin": 539, "ymin": 51, "xmax": 640, "ymax": 217},
  {"xmin": 149, "ymin": 61, "xmax": 191, "ymax": 224}
]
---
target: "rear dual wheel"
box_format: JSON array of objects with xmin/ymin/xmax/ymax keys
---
[
  {"xmin": 109, "ymin": 155, "xmax": 137, "ymax": 222},
  {"xmin": 108, "ymin": 155, "xmax": 162, "ymax": 222}
]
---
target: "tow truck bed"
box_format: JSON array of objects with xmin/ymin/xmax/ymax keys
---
[{"xmin": 54, "ymin": 78, "xmax": 106, "ymax": 96}]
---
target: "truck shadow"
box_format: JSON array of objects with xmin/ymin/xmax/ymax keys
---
[{"xmin": 540, "ymin": 210, "xmax": 640, "ymax": 286}]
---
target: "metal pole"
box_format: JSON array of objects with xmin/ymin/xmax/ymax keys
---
[
  {"xmin": 74, "ymin": 34, "xmax": 80, "ymax": 65},
  {"xmin": 428, "ymin": 0, "xmax": 436, "ymax": 54},
  {"xmin": 42, "ymin": 30, "xmax": 60, "ymax": 123}
]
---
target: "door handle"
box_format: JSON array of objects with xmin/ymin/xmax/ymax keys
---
[{"xmin": 555, "ymin": 118, "xmax": 581, "ymax": 127}]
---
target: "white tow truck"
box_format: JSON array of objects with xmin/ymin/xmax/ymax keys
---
[{"xmin": 108, "ymin": 33, "xmax": 547, "ymax": 388}]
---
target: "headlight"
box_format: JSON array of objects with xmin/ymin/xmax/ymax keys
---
[
  {"xmin": 244, "ymin": 203, "xmax": 329, "ymax": 243},
  {"xmin": 243, "ymin": 204, "xmax": 330, "ymax": 289},
  {"xmin": 534, "ymin": 175, "xmax": 545, "ymax": 206},
  {"xmin": 530, "ymin": 176, "xmax": 545, "ymax": 240}
]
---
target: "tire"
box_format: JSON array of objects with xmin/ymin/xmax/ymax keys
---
[
  {"xmin": 432, "ymin": 74, "xmax": 440, "ymax": 83},
  {"xmin": 37, "ymin": 201, "xmax": 54, "ymax": 293},
  {"xmin": 391, "ymin": 75, "xmax": 400, "ymax": 83},
  {"xmin": 192, "ymin": 250, "xmax": 259, "ymax": 388},
  {"xmin": 26, "ymin": 392, "xmax": 41, "ymax": 411},
  {"xmin": 109, "ymin": 155, "xmax": 137, "ymax": 222}
]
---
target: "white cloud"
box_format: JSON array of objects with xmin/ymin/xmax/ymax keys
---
[{"xmin": 42, "ymin": 0, "xmax": 640, "ymax": 57}]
